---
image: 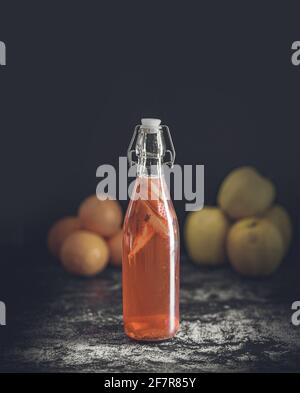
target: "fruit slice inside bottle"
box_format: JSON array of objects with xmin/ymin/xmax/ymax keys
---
[
  {"xmin": 128, "ymin": 216, "xmax": 154, "ymax": 260},
  {"xmin": 128, "ymin": 181, "xmax": 169, "ymax": 261}
]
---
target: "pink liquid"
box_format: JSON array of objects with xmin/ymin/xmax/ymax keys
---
[{"xmin": 122, "ymin": 176, "xmax": 180, "ymax": 341}]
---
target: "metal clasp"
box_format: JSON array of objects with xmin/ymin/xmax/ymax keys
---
[
  {"xmin": 127, "ymin": 123, "xmax": 176, "ymax": 168},
  {"xmin": 161, "ymin": 125, "xmax": 176, "ymax": 168},
  {"xmin": 127, "ymin": 125, "xmax": 140, "ymax": 167}
]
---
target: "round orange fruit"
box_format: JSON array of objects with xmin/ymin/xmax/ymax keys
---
[
  {"xmin": 47, "ymin": 216, "xmax": 81, "ymax": 257},
  {"xmin": 78, "ymin": 195, "xmax": 122, "ymax": 237},
  {"xmin": 108, "ymin": 229, "xmax": 123, "ymax": 267},
  {"xmin": 60, "ymin": 230, "xmax": 109, "ymax": 277}
]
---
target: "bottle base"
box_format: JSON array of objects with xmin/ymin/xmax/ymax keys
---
[
  {"xmin": 125, "ymin": 331, "xmax": 178, "ymax": 342},
  {"xmin": 124, "ymin": 316, "xmax": 179, "ymax": 342}
]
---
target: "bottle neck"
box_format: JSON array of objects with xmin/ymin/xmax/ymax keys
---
[
  {"xmin": 135, "ymin": 129, "xmax": 165, "ymax": 177},
  {"xmin": 137, "ymin": 157, "xmax": 163, "ymax": 177}
]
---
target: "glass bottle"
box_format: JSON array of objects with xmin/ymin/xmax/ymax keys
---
[{"xmin": 122, "ymin": 118, "xmax": 180, "ymax": 341}]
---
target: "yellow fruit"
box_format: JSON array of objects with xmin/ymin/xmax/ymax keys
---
[
  {"xmin": 217, "ymin": 166, "xmax": 275, "ymax": 219},
  {"xmin": 227, "ymin": 218, "xmax": 284, "ymax": 276},
  {"xmin": 184, "ymin": 207, "xmax": 230, "ymax": 265},
  {"xmin": 107, "ymin": 230, "xmax": 123, "ymax": 267},
  {"xmin": 47, "ymin": 216, "xmax": 81, "ymax": 257},
  {"xmin": 79, "ymin": 195, "xmax": 123, "ymax": 238},
  {"xmin": 264, "ymin": 205, "xmax": 292, "ymax": 255},
  {"xmin": 60, "ymin": 230, "xmax": 109, "ymax": 277}
]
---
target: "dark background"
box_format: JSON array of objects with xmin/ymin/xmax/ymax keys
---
[
  {"xmin": 1, "ymin": 1, "xmax": 300, "ymax": 373},
  {"xmin": 0, "ymin": 1, "xmax": 299, "ymax": 251}
]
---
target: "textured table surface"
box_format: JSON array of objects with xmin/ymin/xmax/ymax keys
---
[{"xmin": 0, "ymin": 247, "xmax": 300, "ymax": 373}]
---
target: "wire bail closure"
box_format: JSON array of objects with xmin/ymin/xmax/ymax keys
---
[{"xmin": 127, "ymin": 124, "xmax": 176, "ymax": 168}]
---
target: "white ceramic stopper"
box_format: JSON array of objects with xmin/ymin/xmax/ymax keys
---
[{"xmin": 141, "ymin": 118, "xmax": 161, "ymax": 128}]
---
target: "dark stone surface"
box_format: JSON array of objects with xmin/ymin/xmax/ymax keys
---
[{"xmin": 0, "ymin": 247, "xmax": 300, "ymax": 373}]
